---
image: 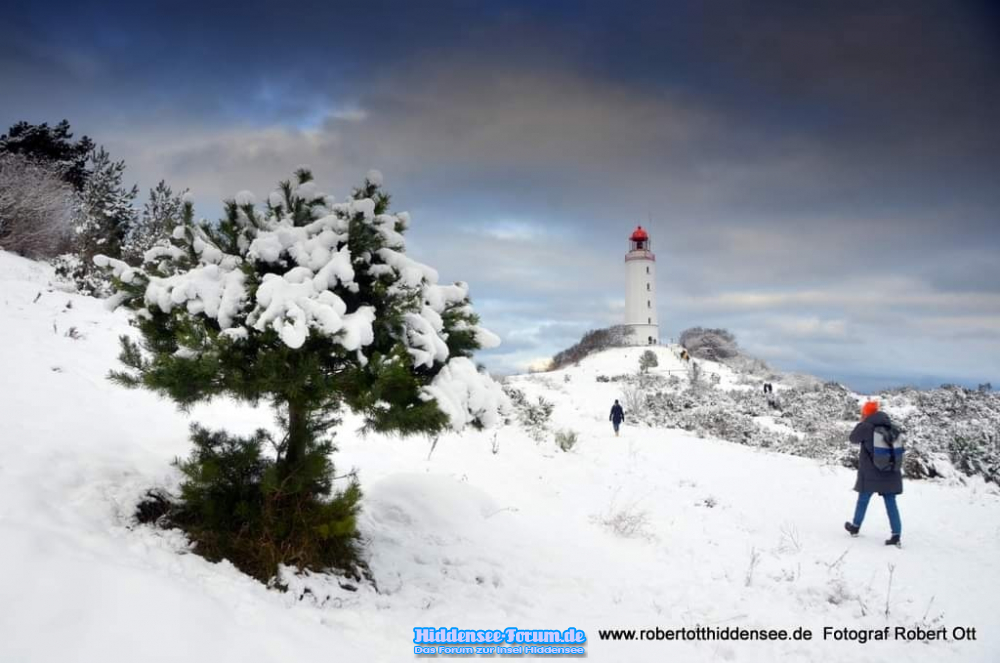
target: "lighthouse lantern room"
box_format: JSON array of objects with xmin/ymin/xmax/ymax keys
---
[{"xmin": 624, "ymin": 225, "xmax": 659, "ymax": 345}]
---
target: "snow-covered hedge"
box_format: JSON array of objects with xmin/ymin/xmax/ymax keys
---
[
  {"xmin": 623, "ymin": 377, "xmax": 1000, "ymax": 485},
  {"xmin": 879, "ymin": 386, "xmax": 1000, "ymax": 485},
  {"xmin": 679, "ymin": 327, "xmax": 739, "ymax": 362}
]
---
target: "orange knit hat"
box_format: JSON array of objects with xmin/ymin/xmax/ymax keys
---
[{"xmin": 861, "ymin": 401, "xmax": 880, "ymax": 419}]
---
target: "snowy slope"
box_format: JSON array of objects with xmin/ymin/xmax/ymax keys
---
[{"xmin": 1, "ymin": 250, "xmax": 999, "ymax": 663}]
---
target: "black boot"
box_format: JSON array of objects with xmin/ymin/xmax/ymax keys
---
[
  {"xmin": 885, "ymin": 534, "xmax": 901, "ymax": 547},
  {"xmin": 844, "ymin": 522, "xmax": 859, "ymax": 536}
]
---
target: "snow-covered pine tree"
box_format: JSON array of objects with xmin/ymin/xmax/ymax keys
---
[
  {"xmin": 0, "ymin": 119, "xmax": 94, "ymax": 191},
  {"xmin": 639, "ymin": 349, "xmax": 658, "ymax": 373},
  {"xmin": 57, "ymin": 147, "xmax": 138, "ymax": 295},
  {"xmin": 78, "ymin": 147, "xmax": 138, "ymax": 260},
  {"xmin": 122, "ymin": 180, "xmax": 186, "ymax": 264},
  {"xmin": 97, "ymin": 169, "xmax": 506, "ymax": 582}
]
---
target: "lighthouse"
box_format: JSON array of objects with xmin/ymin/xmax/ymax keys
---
[{"xmin": 624, "ymin": 225, "xmax": 659, "ymax": 345}]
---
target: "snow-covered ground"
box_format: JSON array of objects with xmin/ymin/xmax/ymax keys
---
[{"xmin": 2, "ymin": 249, "xmax": 998, "ymax": 662}]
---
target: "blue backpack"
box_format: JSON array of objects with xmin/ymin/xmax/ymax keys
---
[{"xmin": 872, "ymin": 424, "xmax": 905, "ymax": 472}]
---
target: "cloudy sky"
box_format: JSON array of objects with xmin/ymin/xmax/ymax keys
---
[{"xmin": 3, "ymin": 0, "xmax": 998, "ymax": 390}]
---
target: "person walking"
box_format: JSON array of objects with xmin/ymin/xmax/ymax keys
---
[
  {"xmin": 844, "ymin": 401, "xmax": 903, "ymax": 546},
  {"xmin": 609, "ymin": 399, "xmax": 625, "ymax": 436}
]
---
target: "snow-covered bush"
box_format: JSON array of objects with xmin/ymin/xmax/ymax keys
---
[
  {"xmin": 504, "ymin": 384, "xmax": 554, "ymax": 441},
  {"xmin": 641, "ymin": 375, "xmax": 1000, "ymax": 485},
  {"xmin": 778, "ymin": 383, "xmax": 858, "ymax": 433},
  {"xmin": 555, "ymin": 429, "xmax": 578, "ymax": 452},
  {"xmin": 726, "ymin": 353, "xmax": 776, "ymax": 378},
  {"xmin": 679, "ymin": 327, "xmax": 739, "ymax": 361},
  {"xmin": 729, "ymin": 389, "xmax": 772, "ymax": 417},
  {"xmin": 689, "ymin": 361, "xmax": 704, "ymax": 389},
  {"xmin": 795, "ymin": 424, "xmax": 854, "ymax": 460},
  {"xmin": 690, "ymin": 407, "xmax": 757, "ymax": 443},
  {"xmin": 52, "ymin": 253, "xmax": 108, "ymax": 297},
  {"xmin": 639, "ymin": 349, "xmax": 658, "ymax": 373},
  {"xmin": 98, "ymin": 168, "xmax": 506, "ymax": 583},
  {"xmin": 878, "ymin": 386, "xmax": 1000, "ymax": 485}
]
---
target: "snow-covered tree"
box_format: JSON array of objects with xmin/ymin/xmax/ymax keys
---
[
  {"xmin": 56, "ymin": 147, "xmax": 138, "ymax": 295},
  {"xmin": 0, "ymin": 120, "xmax": 94, "ymax": 191},
  {"xmin": 122, "ymin": 180, "xmax": 186, "ymax": 264},
  {"xmin": 0, "ymin": 153, "xmax": 77, "ymax": 258},
  {"xmin": 680, "ymin": 327, "xmax": 739, "ymax": 362},
  {"xmin": 97, "ymin": 169, "xmax": 506, "ymax": 581},
  {"xmin": 78, "ymin": 147, "xmax": 138, "ymax": 259},
  {"xmin": 639, "ymin": 349, "xmax": 658, "ymax": 373}
]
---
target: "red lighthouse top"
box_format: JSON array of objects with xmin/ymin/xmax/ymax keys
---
[{"xmin": 627, "ymin": 224, "xmax": 653, "ymax": 258}]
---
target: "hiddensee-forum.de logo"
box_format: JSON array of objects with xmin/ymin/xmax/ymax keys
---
[{"xmin": 413, "ymin": 627, "xmax": 587, "ymax": 656}]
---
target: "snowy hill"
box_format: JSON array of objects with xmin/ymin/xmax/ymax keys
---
[
  {"xmin": 513, "ymin": 340, "xmax": 1000, "ymax": 488},
  {"xmin": 2, "ymin": 249, "xmax": 999, "ymax": 663}
]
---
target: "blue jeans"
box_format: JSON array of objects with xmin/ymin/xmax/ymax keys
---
[
  {"xmin": 853, "ymin": 492, "xmax": 901, "ymax": 535},
  {"xmin": 612, "ymin": 421, "xmax": 620, "ymax": 432}
]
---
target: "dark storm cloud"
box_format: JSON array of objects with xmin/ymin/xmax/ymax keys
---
[{"xmin": 1, "ymin": 0, "xmax": 997, "ymax": 387}]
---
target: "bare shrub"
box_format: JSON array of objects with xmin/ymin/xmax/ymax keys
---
[
  {"xmin": 597, "ymin": 505, "xmax": 651, "ymax": 539},
  {"xmin": 689, "ymin": 361, "xmax": 703, "ymax": 389},
  {"xmin": 0, "ymin": 154, "xmax": 76, "ymax": 258},
  {"xmin": 777, "ymin": 523, "xmax": 803, "ymax": 553},
  {"xmin": 593, "ymin": 489, "xmax": 652, "ymax": 539},
  {"xmin": 884, "ymin": 563, "xmax": 896, "ymax": 618},
  {"xmin": 826, "ymin": 577, "xmax": 856, "ymax": 605},
  {"xmin": 622, "ymin": 386, "xmax": 646, "ymax": 419},
  {"xmin": 745, "ymin": 547, "xmax": 762, "ymax": 586}
]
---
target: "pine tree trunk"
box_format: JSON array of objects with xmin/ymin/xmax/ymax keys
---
[{"xmin": 284, "ymin": 400, "xmax": 308, "ymax": 474}]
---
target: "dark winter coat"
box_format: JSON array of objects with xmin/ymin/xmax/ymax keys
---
[
  {"xmin": 610, "ymin": 404, "xmax": 625, "ymax": 424},
  {"xmin": 849, "ymin": 411, "xmax": 903, "ymax": 495}
]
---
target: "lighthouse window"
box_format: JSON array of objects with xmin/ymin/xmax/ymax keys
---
[
  {"xmin": 647, "ymin": 318, "xmax": 651, "ymax": 324},
  {"xmin": 646, "ymin": 266, "xmax": 649, "ymax": 274},
  {"xmin": 647, "ymin": 300, "xmax": 650, "ymax": 308},
  {"xmin": 646, "ymin": 283, "xmax": 650, "ymax": 291}
]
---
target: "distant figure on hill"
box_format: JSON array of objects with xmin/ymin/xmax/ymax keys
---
[
  {"xmin": 844, "ymin": 401, "xmax": 904, "ymax": 547},
  {"xmin": 609, "ymin": 400, "xmax": 625, "ymax": 437}
]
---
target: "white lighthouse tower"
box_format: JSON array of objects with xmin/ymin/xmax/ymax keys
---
[{"xmin": 624, "ymin": 225, "xmax": 659, "ymax": 345}]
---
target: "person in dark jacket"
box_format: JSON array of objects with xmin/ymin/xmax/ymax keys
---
[
  {"xmin": 609, "ymin": 400, "xmax": 625, "ymax": 436},
  {"xmin": 844, "ymin": 401, "xmax": 903, "ymax": 546}
]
